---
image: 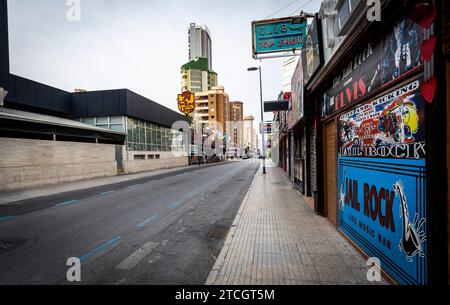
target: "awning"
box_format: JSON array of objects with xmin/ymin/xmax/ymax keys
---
[{"xmin": 0, "ymin": 107, "xmax": 126, "ymax": 144}]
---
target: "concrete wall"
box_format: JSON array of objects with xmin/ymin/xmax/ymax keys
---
[
  {"xmin": 0, "ymin": 138, "xmax": 117, "ymax": 191},
  {"xmin": 123, "ymin": 154, "xmax": 188, "ymax": 174}
]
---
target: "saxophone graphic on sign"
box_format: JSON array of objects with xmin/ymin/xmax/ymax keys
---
[
  {"xmin": 394, "ymin": 181, "xmax": 426, "ymax": 262},
  {"xmin": 338, "ymin": 170, "xmax": 347, "ymax": 211}
]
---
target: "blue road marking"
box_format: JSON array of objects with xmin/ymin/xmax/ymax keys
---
[
  {"xmin": 100, "ymin": 191, "xmax": 115, "ymax": 196},
  {"xmin": 136, "ymin": 214, "xmax": 160, "ymax": 230},
  {"xmin": 0, "ymin": 216, "xmax": 14, "ymax": 222},
  {"xmin": 127, "ymin": 184, "xmax": 143, "ymax": 189},
  {"xmin": 79, "ymin": 236, "xmax": 122, "ymax": 262},
  {"xmin": 167, "ymin": 200, "xmax": 182, "ymax": 210},
  {"xmin": 56, "ymin": 200, "xmax": 78, "ymax": 207}
]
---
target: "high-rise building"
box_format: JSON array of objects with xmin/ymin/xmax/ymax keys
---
[
  {"xmin": 244, "ymin": 116, "xmax": 257, "ymax": 153},
  {"xmin": 228, "ymin": 101, "xmax": 244, "ymax": 153},
  {"xmin": 193, "ymin": 86, "xmax": 229, "ymax": 136},
  {"xmin": 181, "ymin": 57, "xmax": 217, "ymax": 93},
  {"xmin": 253, "ymin": 128, "xmax": 259, "ymax": 152},
  {"xmin": 188, "ymin": 23, "xmax": 213, "ymax": 70}
]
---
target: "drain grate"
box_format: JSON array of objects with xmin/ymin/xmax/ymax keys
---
[{"xmin": 0, "ymin": 238, "xmax": 27, "ymax": 254}]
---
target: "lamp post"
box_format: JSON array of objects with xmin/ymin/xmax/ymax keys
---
[{"xmin": 247, "ymin": 66, "xmax": 266, "ymax": 174}]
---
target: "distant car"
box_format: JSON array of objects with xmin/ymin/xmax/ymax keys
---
[
  {"xmin": 242, "ymin": 154, "xmax": 250, "ymax": 160},
  {"xmin": 258, "ymin": 155, "xmax": 266, "ymax": 160}
]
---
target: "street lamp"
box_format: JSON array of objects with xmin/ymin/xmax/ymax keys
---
[{"xmin": 247, "ymin": 66, "xmax": 266, "ymax": 175}]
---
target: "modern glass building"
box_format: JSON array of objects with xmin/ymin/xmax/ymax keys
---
[
  {"xmin": 72, "ymin": 89, "xmax": 189, "ymax": 160},
  {"xmin": 79, "ymin": 116, "xmax": 185, "ymax": 154}
]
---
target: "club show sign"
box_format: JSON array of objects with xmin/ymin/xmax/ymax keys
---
[{"xmin": 252, "ymin": 17, "xmax": 307, "ymax": 57}]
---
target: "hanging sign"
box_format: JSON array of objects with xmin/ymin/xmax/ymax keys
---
[
  {"xmin": 252, "ymin": 17, "xmax": 307, "ymax": 58},
  {"xmin": 177, "ymin": 91, "xmax": 196, "ymax": 115},
  {"xmin": 302, "ymin": 17, "xmax": 322, "ymax": 84}
]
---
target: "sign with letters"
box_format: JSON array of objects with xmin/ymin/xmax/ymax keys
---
[
  {"xmin": 337, "ymin": 77, "xmax": 427, "ymax": 285},
  {"xmin": 322, "ymin": 16, "xmax": 422, "ymax": 119},
  {"xmin": 252, "ymin": 17, "xmax": 307, "ymax": 58}
]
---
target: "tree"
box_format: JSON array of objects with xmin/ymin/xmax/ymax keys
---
[{"xmin": 186, "ymin": 114, "xmax": 194, "ymax": 126}]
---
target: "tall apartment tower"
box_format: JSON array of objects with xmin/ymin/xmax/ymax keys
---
[
  {"xmin": 188, "ymin": 23, "xmax": 213, "ymax": 70},
  {"xmin": 193, "ymin": 86, "xmax": 229, "ymax": 136},
  {"xmin": 181, "ymin": 57, "xmax": 217, "ymax": 93},
  {"xmin": 244, "ymin": 116, "xmax": 256, "ymax": 152},
  {"xmin": 0, "ymin": 0, "xmax": 9, "ymax": 73},
  {"xmin": 228, "ymin": 101, "xmax": 244, "ymax": 152}
]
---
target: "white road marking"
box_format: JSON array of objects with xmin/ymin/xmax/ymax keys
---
[
  {"xmin": 116, "ymin": 242, "xmax": 160, "ymax": 270},
  {"xmin": 148, "ymin": 253, "xmax": 162, "ymax": 264},
  {"xmin": 115, "ymin": 278, "xmax": 128, "ymax": 285}
]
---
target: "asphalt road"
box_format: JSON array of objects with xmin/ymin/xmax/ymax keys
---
[{"xmin": 0, "ymin": 160, "xmax": 260, "ymax": 285}]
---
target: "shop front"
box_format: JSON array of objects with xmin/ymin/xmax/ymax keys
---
[{"xmin": 312, "ymin": 1, "xmax": 447, "ymax": 285}]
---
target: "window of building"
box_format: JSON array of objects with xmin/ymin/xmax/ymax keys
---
[
  {"xmin": 124, "ymin": 117, "xmax": 185, "ymax": 153},
  {"xmin": 81, "ymin": 116, "xmax": 125, "ymax": 133}
]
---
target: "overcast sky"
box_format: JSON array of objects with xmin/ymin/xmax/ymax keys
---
[{"xmin": 7, "ymin": 0, "xmax": 321, "ymax": 129}]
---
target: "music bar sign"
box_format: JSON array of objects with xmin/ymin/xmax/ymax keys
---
[{"xmin": 252, "ymin": 17, "xmax": 307, "ymax": 58}]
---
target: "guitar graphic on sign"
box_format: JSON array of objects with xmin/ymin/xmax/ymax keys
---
[{"xmin": 394, "ymin": 181, "xmax": 426, "ymax": 262}]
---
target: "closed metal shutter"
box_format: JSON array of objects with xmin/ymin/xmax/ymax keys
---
[
  {"xmin": 324, "ymin": 121, "xmax": 337, "ymax": 225},
  {"xmin": 310, "ymin": 127, "xmax": 317, "ymax": 193}
]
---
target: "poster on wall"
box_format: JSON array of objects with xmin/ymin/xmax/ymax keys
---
[
  {"xmin": 322, "ymin": 15, "xmax": 422, "ymax": 119},
  {"xmin": 337, "ymin": 77, "xmax": 427, "ymax": 285},
  {"xmin": 302, "ymin": 17, "xmax": 322, "ymax": 85}
]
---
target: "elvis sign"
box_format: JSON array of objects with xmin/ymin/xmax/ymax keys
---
[{"xmin": 322, "ymin": 15, "xmax": 422, "ymax": 119}]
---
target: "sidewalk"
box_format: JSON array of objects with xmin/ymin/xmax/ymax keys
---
[
  {"xmin": 206, "ymin": 162, "xmax": 388, "ymax": 285},
  {"xmin": 0, "ymin": 161, "xmax": 229, "ymax": 205}
]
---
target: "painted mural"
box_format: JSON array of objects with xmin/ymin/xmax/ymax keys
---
[{"xmin": 337, "ymin": 77, "xmax": 427, "ymax": 285}]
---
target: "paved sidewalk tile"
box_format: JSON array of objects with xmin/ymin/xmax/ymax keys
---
[{"xmin": 206, "ymin": 164, "xmax": 388, "ymax": 285}]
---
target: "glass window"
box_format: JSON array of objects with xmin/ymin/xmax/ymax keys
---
[
  {"xmin": 83, "ymin": 118, "xmax": 95, "ymax": 125},
  {"xmin": 110, "ymin": 116, "xmax": 123, "ymax": 124},
  {"xmin": 152, "ymin": 129, "xmax": 157, "ymax": 146},
  {"xmin": 96, "ymin": 117, "xmax": 108, "ymax": 125},
  {"xmin": 110, "ymin": 124, "xmax": 124, "ymax": 132},
  {"xmin": 156, "ymin": 128, "xmax": 162, "ymax": 145},
  {"xmin": 146, "ymin": 128, "xmax": 152, "ymax": 144}
]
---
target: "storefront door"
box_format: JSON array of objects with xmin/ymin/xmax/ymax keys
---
[{"xmin": 323, "ymin": 120, "xmax": 337, "ymax": 225}]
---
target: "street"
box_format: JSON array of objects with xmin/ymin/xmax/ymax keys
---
[{"xmin": 0, "ymin": 161, "xmax": 259, "ymax": 285}]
